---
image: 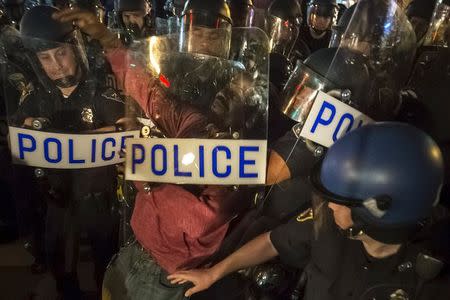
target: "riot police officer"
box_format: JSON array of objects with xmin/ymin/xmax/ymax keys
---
[
  {"xmin": 117, "ymin": 0, "xmax": 154, "ymax": 44},
  {"xmin": 265, "ymin": 0, "xmax": 309, "ymax": 144},
  {"xmin": 168, "ymin": 122, "xmax": 450, "ymax": 300},
  {"xmin": 299, "ymin": 0, "xmax": 339, "ymax": 53},
  {"xmin": 14, "ymin": 5, "xmax": 125, "ymax": 298}
]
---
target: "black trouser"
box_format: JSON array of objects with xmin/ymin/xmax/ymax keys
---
[{"xmin": 45, "ymin": 190, "xmax": 119, "ymax": 295}]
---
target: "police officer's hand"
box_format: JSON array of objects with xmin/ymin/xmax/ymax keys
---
[
  {"xmin": 167, "ymin": 268, "xmax": 217, "ymax": 297},
  {"xmin": 53, "ymin": 8, "xmax": 121, "ymax": 49}
]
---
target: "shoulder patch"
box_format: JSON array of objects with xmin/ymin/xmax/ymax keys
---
[
  {"xmin": 8, "ymin": 73, "xmax": 34, "ymax": 106},
  {"xmin": 296, "ymin": 208, "xmax": 314, "ymax": 223}
]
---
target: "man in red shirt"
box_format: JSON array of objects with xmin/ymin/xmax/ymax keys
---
[{"xmin": 54, "ymin": 0, "xmax": 269, "ymax": 299}]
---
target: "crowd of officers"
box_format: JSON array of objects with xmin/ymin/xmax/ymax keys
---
[{"xmin": 0, "ymin": 0, "xmax": 449, "ymax": 299}]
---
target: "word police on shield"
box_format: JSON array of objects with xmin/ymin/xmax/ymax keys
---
[
  {"xmin": 9, "ymin": 126, "xmax": 140, "ymax": 169},
  {"xmin": 125, "ymin": 138, "xmax": 268, "ymax": 185},
  {"xmin": 300, "ymin": 91, "xmax": 373, "ymax": 147}
]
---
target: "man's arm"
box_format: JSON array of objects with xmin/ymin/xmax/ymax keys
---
[{"xmin": 167, "ymin": 232, "xmax": 278, "ymax": 297}]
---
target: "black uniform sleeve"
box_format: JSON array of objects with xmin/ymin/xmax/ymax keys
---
[
  {"xmin": 270, "ymin": 210, "xmax": 314, "ymax": 269},
  {"xmin": 10, "ymin": 95, "xmax": 38, "ymax": 126},
  {"xmin": 96, "ymin": 93, "xmax": 125, "ymax": 126},
  {"xmin": 272, "ymin": 130, "xmax": 320, "ymax": 178}
]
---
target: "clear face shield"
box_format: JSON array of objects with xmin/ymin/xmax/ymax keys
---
[
  {"xmin": 180, "ymin": 11, "xmax": 232, "ymax": 58},
  {"xmin": 267, "ymin": 15, "xmax": 300, "ymax": 58},
  {"xmin": 423, "ymin": 0, "xmax": 450, "ymax": 48},
  {"xmin": 307, "ymin": 3, "xmax": 338, "ymax": 34},
  {"xmin": 22, "ymin": 30, "xmax": 89, "ymax": 92},
  {"xmin": 279, "ymin": 62, "xmax": 333, "ymax": 124}
]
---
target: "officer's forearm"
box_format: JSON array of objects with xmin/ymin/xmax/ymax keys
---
[{"xmin": 210, "ymin": 232, "xmax": 278, "ymax": 282}]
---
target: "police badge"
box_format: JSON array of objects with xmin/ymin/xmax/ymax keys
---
[
  {"xmin": 81, "ymin": 107, "xmax": 94, "ymax": 124},
  {"xmin": 389, "ymin": 289, "xmax": 409, "ymax": 300}
]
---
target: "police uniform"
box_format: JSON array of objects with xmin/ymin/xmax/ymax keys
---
[
  {"xmin": 14, "ymin": 72, "xmax": 125, "ymax": 290},
  {"xmin": 270, "ymin": 208, "xmax": 450, "ymax": 300}
]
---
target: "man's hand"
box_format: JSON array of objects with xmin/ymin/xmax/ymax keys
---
[
  {"xmin": 167, "ymin": 268, "xmax": 217, "ymax": 297},
  {"xmin": 53, "ymin": 8, "xmax": 121, "ymax": 49}
]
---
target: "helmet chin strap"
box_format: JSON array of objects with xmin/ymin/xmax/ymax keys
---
[
  {"xmin": 343, "ymin": 225, "xmax": 365, "ymax": 240},
  {"xmin": 53, "ymin": 66, "xmax": 83, "ymax": 89},
  {"xmin": 341, "ymin": 218, "xmax": 366, "ymax": 240}
]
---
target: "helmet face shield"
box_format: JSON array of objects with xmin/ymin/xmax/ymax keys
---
[
  {"xmin": 279, "ymin": 62, "xmax": 333, "ymax": 123},
  {"xmin": 23, "ymin": 30, "xmax": 89, "ymax": 91},
  {"xmin": 267, "ymin": 15, "xmax": 299, "ymax": 57},
  {"xmin": 180, "ymin": 13, "xmax": 232, "ymax": 58}
]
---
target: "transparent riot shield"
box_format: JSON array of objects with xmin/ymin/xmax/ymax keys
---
[
  {"xmin": 116, "ymin": 27, "xmax": 268, "ymax": 271},
  {"xmin": 1, "ymin": 24, "xmax": 137, "ymax": 281},
  {"xmin": 265, "ymin": 0, "xmax": 416, "ymax": 208}
]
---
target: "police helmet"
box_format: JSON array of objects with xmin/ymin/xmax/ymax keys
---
[
  {"xmin": 20, "ymin": 5, "xmax": 87, "ymax": 88},
  {"xmin": 180, "ymin": 0, "xmax": 232, "ymax": 58},
  {"xmin": 20, "ymin": 5, "xmax": 74, "ymax": 51},
  {"xmin": 311, "ymin": 122, "xmax": 444, "ymax": 244},
  {"xmin": 306, "ymin": 0, "xmax": 339, "ymax": 34},
  {"xmin": 266, "ymin": 0, "xmax": 302, "ymax": 58},
  {"xmin": 118, "ymin": 0, "xmax": 150, "ymax": 12},
  {"xmin": 267, "ymin": 0, "xmax": 302, "ymax": 23},
  {"xmin": 304, "ymin": 47, "xmax": 370, "ymax": 115}
]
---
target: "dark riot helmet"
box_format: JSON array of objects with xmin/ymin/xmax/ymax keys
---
[
  {"xmin": 180, "ymin": 0, "xmax": 232, "ymax": 58},
  {"xmin": 118, "ymin": 0, "xmax": 150, "ymax": 12},
  {"xmin": 266, "ymin": 0, "xmax": 302, "ymax": 58},
  {"xmin": 20, "ymin": 5, "xmax": 88, "ymax": 89},
  {"xmin": 311, "ymin": 122, "xmax": 444, "ymax": 244},
  {"xmin": 306, "ymin": 0, "xmax": 339, "ymax": 35},
  {"xmin": 227, "ymin": 0, "xmax": 255, "ymax": 27}
]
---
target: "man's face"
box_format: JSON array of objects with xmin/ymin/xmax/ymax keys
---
[
  {"xmin": 187, "ymin": 27, "xmax": 230, "ymax": 57},
  {"xmin": 310, "ymin": 13, "xmax": 332, "ymax": 32},
  {"xmin": 122, "ymin": 10, "xmax": 146, "ymax": 30},
  {"xmin": 328, "ymin": 202, "xmax": 354, "ymax": 230},
  {"xmin": 36, "ymin": 44, "xmax": 79, "ymax": 86}
]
